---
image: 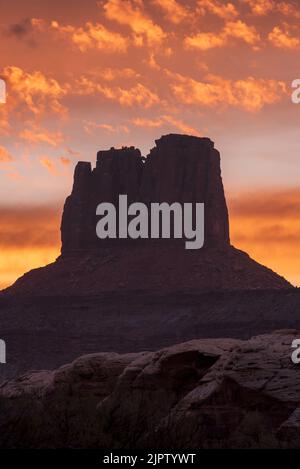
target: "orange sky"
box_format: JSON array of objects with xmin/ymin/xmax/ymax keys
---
[{"xmin": 0, "ymin": 0, "xmax": 300, "ymax": 288}]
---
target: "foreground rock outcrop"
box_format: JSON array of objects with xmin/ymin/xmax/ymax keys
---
[{"xmin": 1, "ymin": 331, "xmax": 300, "ymax": 448}]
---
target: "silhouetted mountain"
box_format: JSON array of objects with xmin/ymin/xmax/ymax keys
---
[{"xmin": 2, "ymin": 134, "xmax": 291, "ymax": 296}]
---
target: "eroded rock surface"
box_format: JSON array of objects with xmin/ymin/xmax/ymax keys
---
[{"xmin": 1, "ymin": 331, "xmax": 300, "ymax": 448}]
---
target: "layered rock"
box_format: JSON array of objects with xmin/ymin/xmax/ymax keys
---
[
  {"xmin": 139, "ymin": 135, "xmax": 229, "ymax": 247},
  {"xmin": 61, "ymin": 134, "xmax": 229, "ymax": 254},
  {"xmin": 1, "ymin": 331, "xmax": 300, "ymax": 449},
  {"xmin": 61, "ymin": 147, "xmax": 144, "ymax": 252}
]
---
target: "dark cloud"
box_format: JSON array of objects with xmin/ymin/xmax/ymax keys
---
[
  {"xmin": 5, "ymin": 18, "xmax": 37, "ymax": 46},
  {"xmin": 10, "ymin": 18, "xmax": 32, "ymax": 36},
  {"xmin": 7, "ymin": 18, "xmax": 32, "ymax": 37},
  {"xmin": 228, "ymin": 189, "xmax": 300, "ymax": 218},
  {"xmin": 0, "ymin": 205, "xmax": 61, "ymax": 248}
]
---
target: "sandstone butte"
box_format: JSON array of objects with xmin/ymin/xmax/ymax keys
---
[{"xmin": 2, "ymin": 133, "xmax": 292, "ymax": 296}]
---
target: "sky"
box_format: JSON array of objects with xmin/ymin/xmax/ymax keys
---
[{"xmin": 0, "ymin": 0, "xmax": 300, "ymax": 288}]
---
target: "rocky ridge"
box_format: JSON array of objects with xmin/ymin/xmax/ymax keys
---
[{"xmin": 0, "ymin": 331, "xmax": 299, "ymax": 448}]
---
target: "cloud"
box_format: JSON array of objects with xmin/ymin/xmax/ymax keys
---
[
  {"xmin": 132, "ymin": 114, "xmax": 201, "ymax": 135},
  {"xmin": 168, "ymin": 71, "xmax": 286, "ymax": 111},
  {"xmin": 19, "ymin": 128, "xmax": 64, "ymax": 147},
  {"xmin": 102, "ymin": 0, "xmax": 166, "ymax": 46},
  {"xmin": 197, "ymin": 0, "xmax": 239, "ymax": 20},
  {"xmin": 0, "ymin": 109, "xmax": 10, "ymax": 136},
  {"xmin": 39, "ymin": 157, "xmax": 57, "ymax": 174},
  {"xmin": 277, "ymin": 2, "xmax": 300, "ymax": 19},
  {"xmin": 75, "ymin": 77, "xmax": 160, "ymax": 108},
  {"xmin": 3, "ymin": 66, "xmax": 67, "ymax": 116},
  {"xmin": 224, "ymin": 20, "xmax": 260, "ymax": 45},
  {"xmin": 185, "ymin": 20, "xmax": 260, "ymax": 50},
  {"xmin": 242, "ymin": 0, "xmax": 300, "ymax": 18},
  {"xmin": 241, "ymin": 0, "xmax": 274, "ymax": 16},
  {"xmin": 0, "ymin": 205, "xmax": 60, "ymax": 289},
  {"xmin": 147, "ymin": 53, "xmax": 161, "ymax": 70},
  {"xmin": 152, "ymin": 0, "xmax": 190, "ymax": 23},
  {"xmin": 268, "ymin": 24, "xmax": 300, "ymax": 49},
  {"xmin": 84, "ymin": 121, "xmax": 130, "ymax": 134},
  {"xmin": 6, "ymin": 171, "xmax": 23, "ymax": 182},
  {"xmin": 0, "ymin": 205, "xmax": 60, "ymax": 249},
  {"xmin": 6, "ymin": 18, "xmax": 34, "ymax": 39},
  {"xmin": 185, "ymin": 32, "xmax": 226, "ymax": 51},
  {"xmin": 0, "ymin": 146, "xmax": 13, "ymax": 162},
  {"xmin": 50, "ymin": 20, "xmax": 129, "ymax": 52},
  {"xmin": 66, "ymin": 148, "xmax": 81, "ymax": 158},
  {"xmin": 59, "ymin": 157, "xmax": 71, "ymax": 166},
  {"xmin": 229, "ymin": 188, "xmax": 300, "ymax": 286},
  {"xmin": 97, "ymin": 68, "xmax": 140, "ymax": 81},
  {"xmin": 229, "ymin": 188, "xmax": 300, "ymax": 218}
]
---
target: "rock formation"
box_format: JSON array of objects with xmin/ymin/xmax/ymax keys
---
[
  {"xmin": 61, "ymin": 134, "xmax": 229, "ymax": 254},
  {"xmin": 1, "ymin": 330, "xmax": 300, "ymax": 449},
  {"xmin": 2, "ymin": 133, "xmax": 292, "ymax": 295}
]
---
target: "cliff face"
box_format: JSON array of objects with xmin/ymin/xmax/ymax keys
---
[
  {"xmin": 61, "ymin": 134, "xmax": 229, "ymax": 254},
  {"xmin": 61, "ymin": 146, "xmax": 144, "ymax": 252}
]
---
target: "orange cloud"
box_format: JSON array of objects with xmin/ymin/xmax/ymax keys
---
[
  {"xmin": 242, "ymin": 0, "xmax": 274, "ymax": 16},
  {"xmin": 103, "ymin": 0, "xmax": 166, "ymax": 46},
  {"xmin": 0, "ymin": 205, "xmax": 60, "ymax": 249},
  {"xmin": 39, "ymin": 157, "xmax": 57, "ymax": 174},
  {"xmin": 0, "ymin": 247, "xmax": 59, "ymax": 291},
  {"xmin": 0, "ymin": 109, "xmax": 10, "ymax": 136},
  {"xmin": 59, "ymin": 157, "xmax": 71, "ymax": 165},
  {"xmin": 97, "ymin": 67, "xmax": 140, "ymax": 81},
  {"xmin": 50, "ymin": 20, "xmax": 129, "ymax": 52},
  {"xmin": 185, "ymin": 20, "xmax": 260, "ymax": 50},
  {"xmin": 185, "ymin": 32, "xmax": 226, "ymax": 50},
  {"xmin": 0, "ymin": 146, "xmax": 13, "ymax": 162},
  {"xmin": 76, "ymin": 77, "xmax": 160, "ymax": 108},
  {"xmin": 197, "ymin": 0, "xmax": 239, "ymax": 20},
  {"xmin": 152, "ymin": 0, "xmax": 190, "ymax": 23},
  {"xmin": 20, "ymin": 128, "xmax": 64, "ymax": 147},
  {"xmin": 66, "ymin": 148, "xmax": 81, "ymax": 158},
  {"xmin": 168, "ymin": 71, "xmax": 286, "ymax": 111},
  {"xmin": 242, "ymin": 0, "xmax": 300, "ymax": 19},
  {"xmin": 3, "ymin": 66, "xmax": 67, "ymax": 116},
  {"xmin": 0, "ymin": 205, "xmax": 60, "ymax": 290},
  {"xmin": 224, "ymin": 20, "xmax": 260, "ymax": 45},
  {"xmin": 84, "ymin": 121, "xmax": 130, "ymax": 134},
  {"xmin": 132, "ymin": 114, "xmax": 201, "ymax": 135},
  {"xmin": 6, "ymin": 171, "xmax": 23, "ymax": 182},
  {"xmin": 229, "ymin": 189, "xmax": 300, "ymax": 286},
  {"xmin": 268, "ymin": 24, "xmax": 300, "ymax": 49},
  {"xmin": 229, "ymin": 188, "xmax": 300, "ymax": 219},
  {"xmin": 277, "ymin": 2, "xmax": 300, "ymax": 19}
]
